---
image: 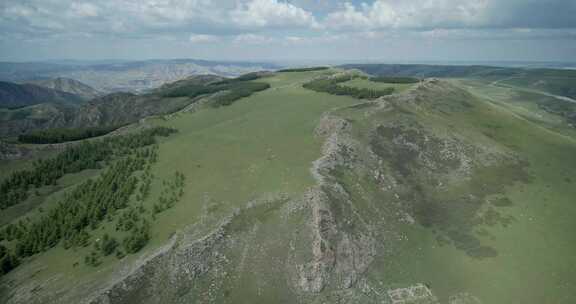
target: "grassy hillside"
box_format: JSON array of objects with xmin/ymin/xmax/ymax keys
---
[
  {"xmin": 1, "ymin": 69, "xmax": 576, "ymax": 304},
  {"xmin": 0, "ymin": 69, "xmax": 356, "ymax": 302},
  {"xmin": 326, "ymin": 79, "xmax": 576, "ymax": 304}
]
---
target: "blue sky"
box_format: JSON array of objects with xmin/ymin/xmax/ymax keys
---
[{"xmin": 0, "ymin": 0, "xmax": 575, "ymax": 62}]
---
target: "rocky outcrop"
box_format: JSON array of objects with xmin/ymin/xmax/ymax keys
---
[
  {"xmin": 294, "ymin": 114, "xmax": 377, "ymax": 293},
  {"xmin": 88, "ymin": 223, "xmax": 228, "ymax": 304}
]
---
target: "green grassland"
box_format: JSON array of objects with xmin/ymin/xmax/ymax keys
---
[
  {"xmin": 149, "ymin": 72, "xmax": 353, "ymax": 230},
  {"xmin": 329, "ymin": 79, "xmax": 576, "ymax": 304},
  {"xmin": 459, "ymin": 79, "xmax": 576, "ymax": 138},
  {"xmin": 0, "ymin": 69, "xmax": 360, "ymax": 302},
  {"xmin": 420, "ymin": 90, "xmax": 576, "ymax": 304},
  {"xmin": 1, "ymin": 69, "xmax": 576, "ymax": 304},
  {"xmin": 499, "ymin": 74, "xmax": 576, "ymax": 99}
]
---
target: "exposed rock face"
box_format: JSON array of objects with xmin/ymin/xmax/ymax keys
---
[
  {"xmin": 295, "ymin": 188, "xmax": 336, "ymax": 293},
  {"xmin": 293, "ymin": 114, "xmax": 377, "ymax": 293},
  {"xmin": 88, "ymin": 224, "xmax": 228, "ymax": 304}
]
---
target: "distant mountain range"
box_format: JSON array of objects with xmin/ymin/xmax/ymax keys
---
[
  {"xmin": 0, "ymin": 81, "xmax": 84, "ymax": 108},
  {"xmin": 0, "ymin": 74, "xmax": 226, "ymax": 137},
  {"xmin": 26, "ymin": 77, "xmax": 102, "ymax": 100},
  {"xmin": 0, "ymin": 59, "xmax": 279, "ymax": 93}
]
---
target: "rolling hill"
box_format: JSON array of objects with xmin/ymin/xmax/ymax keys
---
[
  {"xmin": 0, "ymin": 67, "xmax": 576, "ymax": 304},
  {"xmin": 342, "ymin": 63, "xmax": 576, "ymax": 99}
]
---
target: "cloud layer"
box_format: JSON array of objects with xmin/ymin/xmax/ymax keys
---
[{"xmin": 0, "ymin": 0, "xmax": 575, "ymax": 61}]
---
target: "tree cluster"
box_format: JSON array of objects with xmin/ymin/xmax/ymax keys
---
[
  {"xmin": 278, "ymin": 67, "xmax": 329, "ymax": 73},
  {"xmin": 370, "ymin": 76, "xmax": 420, "ymax": 84},
  {"xmin": 0, "ymin": 127, "xmax": 178, "ymax": 276},
  {"xmin": 152, "ymin": 171, "xmax": 185, "ymax": 214},
  {"xmin": 303, "ymin": 76, "xmax": 394, "ymax": 99},
  {"xmin": 161, "ymin": 75, "xmax": 271, "ymax": 105},
  {"xmin": 18, "ymin": 126, "xmax": 120, "ymax": 144},
  {"xmin": 211, "ymin": 82, "xmax": 270, "ymax": 107},
  {"xmin": 0, "ymin": 244, "xmax": 19, "ymax": 275},
  {"xmin": 122, "ymin": 220, "xmax": 150, "ymax": 254},
  {"xmin": 9, "ymin": 156, "xmax": 144, "ymax": 258},
  {"xmin": 84, "ymin": 233, "xmax": 123, "ymax": 266},
  {"xmin": 214, "ymin": 72, "xmax": 263, "ymax": 83},
  {"xmin": 116, "ymin": 205, "xmax": 145, "ymax": 232},
  {"xmin": 0, "ymin": 127, "xmax": 175, "ymax": 210},
  {"xmin": 136, "ymin": 166, "xmax": 154, "ymax": 202}
]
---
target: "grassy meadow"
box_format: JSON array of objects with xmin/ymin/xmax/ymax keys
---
[
  {"xmin": 332, "ymin": 79, "xmax": 576, "ymax": 304},
  {"xmin": 0, "ymin": 69, "xmax": 359, "ymax": 300}
]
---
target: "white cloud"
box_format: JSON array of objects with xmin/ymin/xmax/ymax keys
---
[
  {"xmin": 233, "ymin": 33, "xmax": 274, "ymax": 44},
  {"xmin": 0, "ymin": 0, "xmax": 575, "ymax": 54},
  {"xmin": 286, "ymin": 36, "xmax": 305, "ymax": 43},
  {"xmin": 416, "ymin": 28, "xmax": 576, "ymax": 41},
  {"xmin": 4, "ymin": 4, "xmax": 35, "ymax": 18},
  {"xmin": 69, "ymin": 2, "xmax": 100, "ymax": 17},
  {"xmin": 324, "ymin": 0, "xmax": 489, "ymax": 30},
  {"xmin": 323, "ymin": 2, "xmax": 374, "ymax": 30},
  {"xmin": 189, "ymin": 34, "xmax": 220, "ymax": 43},
  {"xmin": 231, "ymin": 0, "xmax": 318, "ymax": 28}
]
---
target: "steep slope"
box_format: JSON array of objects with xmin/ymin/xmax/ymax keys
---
[
  {"xmin": 26, "ymin": 78, "xmax": 102, "ymax": 100},
  {"xmin": 1, "ymin": 70, "xmax": 576, "ymax": 304},
  {"xmin": 0, "ymin": 81, "xmax": 84, "ymax": 108},
  {"xmin": 0, "ymin": 103, "xmax": 75, "ymax": 137},
  {"xmin": 0, "ymin": 92, "xmax": 190, "ymax": 137}
]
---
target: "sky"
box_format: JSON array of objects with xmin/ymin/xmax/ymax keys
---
[{"xmin": 0, "ymin": 0, "xmax": 575, "ymax": 63}]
